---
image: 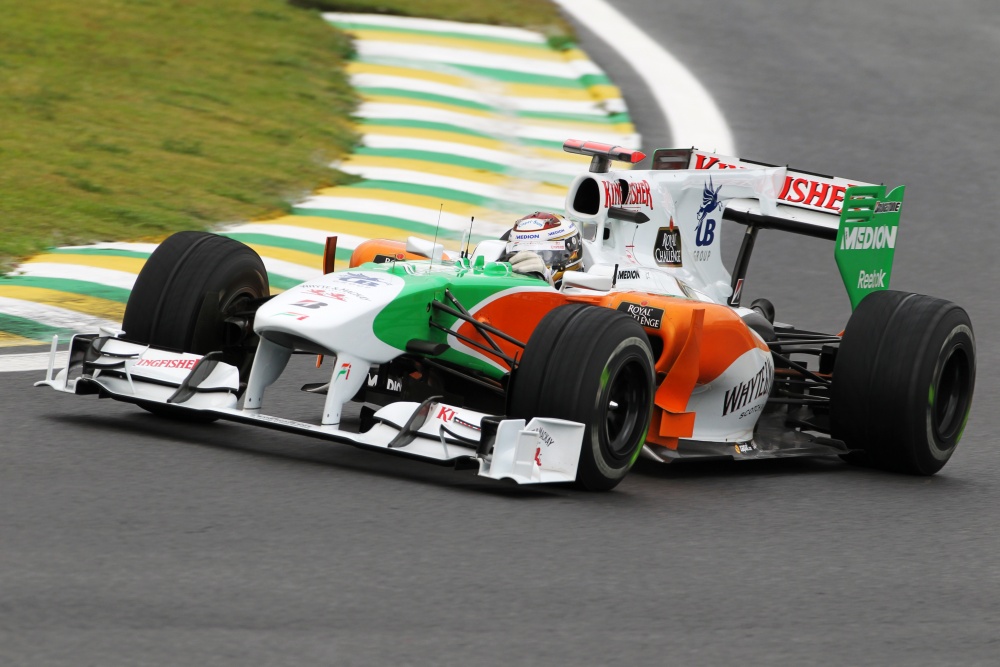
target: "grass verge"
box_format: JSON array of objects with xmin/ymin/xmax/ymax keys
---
[{"xmin": 0, "ymin": 0, "xmax": 571, "ymax": 273}]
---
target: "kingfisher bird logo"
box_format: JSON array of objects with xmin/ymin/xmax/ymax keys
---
[{"xmin": 695, "ymin": 177, "xmax": 723, "ymax": 247}]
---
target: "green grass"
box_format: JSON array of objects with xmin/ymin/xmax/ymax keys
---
[
  {"xmin": 0, "ymin": 0, "xmax": 573, "ymax": 273},
  {"xmin": 291, "ymin": 0, "xmax": 574, "ymax": 48}
]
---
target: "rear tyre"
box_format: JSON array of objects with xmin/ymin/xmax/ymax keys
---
[
  {"xmin": 122, "ymin": 231, "xmax": 269, "ymax": 419},
  {"xmin": 508, "ymin": 304, "xmax": 655, "ymax": 491},
  {"xmin": 831, "ymin": 290, "xmax": 975, "ymax": 475}
]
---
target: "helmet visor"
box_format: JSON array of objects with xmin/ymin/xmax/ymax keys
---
[{"xmin": 502, "ymin": 240, "xmax": 571, "ymax": 269}]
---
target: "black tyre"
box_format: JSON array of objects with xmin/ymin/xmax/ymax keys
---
[
  {"xmin": 122, "ymin": 232, "xmax": 269, "ymax": 418},
  {"xmin": 508, "ymin": 304, "xmax": 655, "ymax": 491},
  {"xmin": 831, "ymin": 290, "xmax": 975, "ymax": 475}
]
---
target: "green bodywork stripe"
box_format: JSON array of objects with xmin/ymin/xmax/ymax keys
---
[
  {"xmin": 0, "ymin": 312, "xmax": 75, "ymax": 342},
  {"xmin": 368, "ymin": 263, "xmax": 542, "ymax": 378},
  {"xmin": 0, "ymin": 275, "xmax": 131, "ymax": 303}
]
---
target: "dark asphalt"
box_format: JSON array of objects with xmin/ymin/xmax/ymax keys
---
[{"xmin": 3, "ymin": 1, "xmax": 999, "ymax": 665}]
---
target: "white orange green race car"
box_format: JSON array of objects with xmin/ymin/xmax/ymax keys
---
[{"xmin": 36, "ymin": 140, "xmax": 976, "ymax": 490}]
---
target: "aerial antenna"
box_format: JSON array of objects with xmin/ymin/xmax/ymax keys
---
[
  {"xmin": 431, "ymin": 203, "xmax": 443, "ymax": 265},
  {"xmin": 461, "ymin": 216, "xmax": 475, "ymax": 259}
]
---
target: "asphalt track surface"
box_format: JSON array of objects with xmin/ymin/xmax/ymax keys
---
[{"xmin": 3, "ymin": 1, "xmax": 999, "ymax": 665}]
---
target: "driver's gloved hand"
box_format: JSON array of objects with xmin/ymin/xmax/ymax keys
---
[{"xmin": 508, "ymin": 250, "xmax": 548, "ymax": 281}]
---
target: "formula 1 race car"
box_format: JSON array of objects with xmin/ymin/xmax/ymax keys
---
[{"xmin": 37, "ymin": 140, "xmax": 976, "ymax": 490}]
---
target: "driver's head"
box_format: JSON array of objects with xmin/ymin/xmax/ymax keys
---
[{"xmin": 501, "ymin": 212, "xmax": 583, "ymax": 284}]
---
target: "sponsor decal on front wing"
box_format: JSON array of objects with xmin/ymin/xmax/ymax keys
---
[
  {"xmin": 290, "ymin": 299, "xmax": 328, "ymax": 309},
  {"xmin": 135, "ymin": 358, "xmax": 198, "ymax": 369}
]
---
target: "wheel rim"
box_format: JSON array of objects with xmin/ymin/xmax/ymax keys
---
[
  {"xmin": 220, "ymin": 288, "xmax": 260, "ymax": 343},
  {"xmin": 931, "ymin": 345, "xmax": 973, "ymax": 442},
  {"xmin": 602, "ymin": 357, "xmax": 651, "ymax": 461}
]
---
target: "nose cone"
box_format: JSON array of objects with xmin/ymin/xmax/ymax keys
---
[{"xmin": 254, "ymin": 270, "xmax": 406, "ymax": 359}]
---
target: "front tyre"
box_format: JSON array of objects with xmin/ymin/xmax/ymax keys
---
[
  {"xmin": 508, "ymin": 304, "xmax": 655, "ymax": 491},
  {"xmin": 122, "ymin": 232, "xmax": 269, "ymax": 419},
  {"xmin": 831, "ymin": 290, "xmax": 975, "ymax": 475}
]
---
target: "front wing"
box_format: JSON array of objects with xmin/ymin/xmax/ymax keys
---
[{"xmin": 35, "ymin": 333, "xmax": 585, "ymax": 486}]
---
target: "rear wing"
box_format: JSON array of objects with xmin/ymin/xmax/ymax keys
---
[
  {"xmin": 651, "ymin": 148, "xmax": 904, "ymax": 309},
  {"xmin": 561, "ymin": 140, "xmax": 905, "ymax": 310},
  {"xmin": 652, "ymin": 148, "xmax": 873, "ymax": 240}
]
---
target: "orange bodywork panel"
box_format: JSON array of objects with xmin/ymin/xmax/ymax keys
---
[
  {"xmin": 454, "ymin": 290, "xmax": 573, "ymax": 371},
  {"xmin": 454, "ymin": 289, "xmax": 767, "ymax": 444},
  {"xmin": 649, "ymin": 308, "xmax": 703, "ymax": 448},
  {"xmin": 349, "ymin": 239, "xmax": 431, "ymax": 268},
  {"xmin": 567, "ymin": 291, "xmax": 768, "ymax": 447}
]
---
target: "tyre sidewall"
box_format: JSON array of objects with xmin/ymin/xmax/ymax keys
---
[
  {"xmin": 832, "ymin": 290, "xmax": 975, "ymax": 475},
  {"xmin": 582, "ymin": 334, "xmax": 654, "ymax": 482},
  {"xmin": 906, "ymin": 317, "xmax": 975, "ymax": 472}
]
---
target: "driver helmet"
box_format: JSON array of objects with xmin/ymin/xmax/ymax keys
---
[{"xmin": 501, "ymin": 212, "xmax": 583, "ymax": 283}]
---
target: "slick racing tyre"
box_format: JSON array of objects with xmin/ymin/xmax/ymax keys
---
[
  {"xmin": 508, "ymin": 304, "xmax": 655, "ymax": 491},
  {"xmin": 122, "ymin": 232, "xmax": 269, "ymax": 419},
  {"xmin": 830, "ymin": 290, "xmax": 975, "ymax": 475}
]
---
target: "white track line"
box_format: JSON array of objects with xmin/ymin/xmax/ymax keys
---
[
  {"xmin": 0, "ymin": 351, "xmax": 69, "ymax": 373},
  {"xmin": 551, "ymin": 0, "xmax": 734, "ymax": 153},
  {"xmin": 0, "ymin": 297, "xmax": 120, "ymax": 332}
]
